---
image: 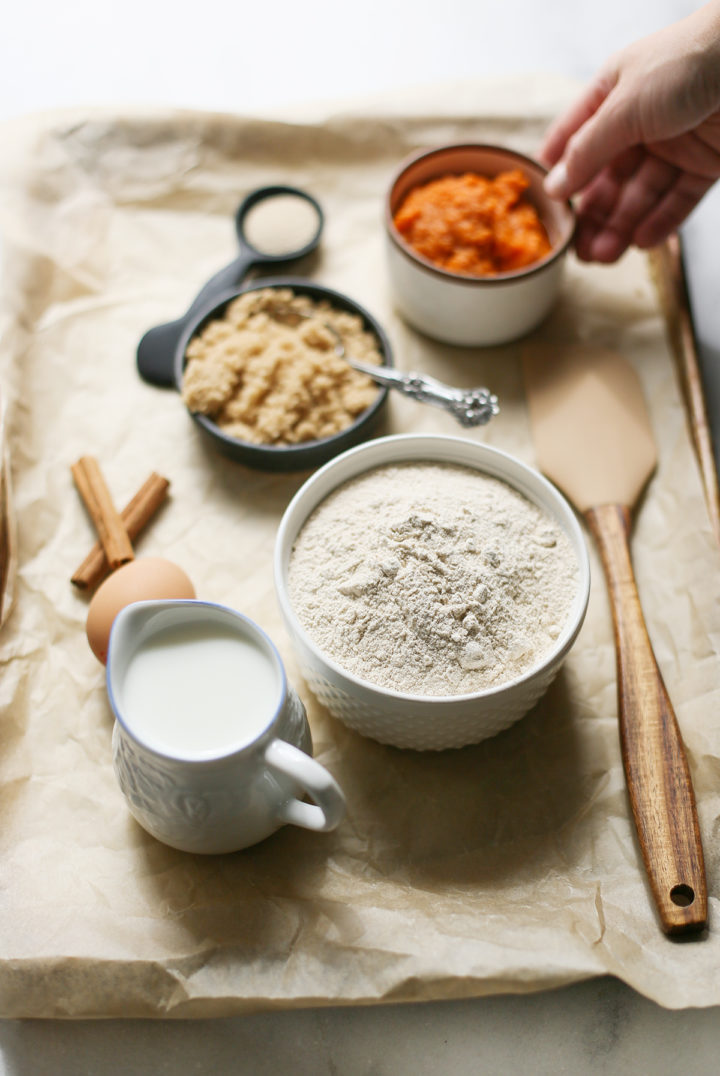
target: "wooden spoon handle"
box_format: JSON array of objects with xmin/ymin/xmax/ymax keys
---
[{"xmin": 585, "ymin": 503, "xmax": 707, "ymax": 933}]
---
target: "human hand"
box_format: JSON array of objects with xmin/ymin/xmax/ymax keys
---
[{"xmin": 539, "ymin": 2, "xmax": 720, "ymax": 262}]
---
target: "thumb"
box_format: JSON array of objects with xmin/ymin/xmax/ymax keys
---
[{"xmin": 545, "ymin": 86, "xmax": 639, "ymax": 198}]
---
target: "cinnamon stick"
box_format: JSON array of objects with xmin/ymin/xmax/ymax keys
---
[
  {"xmin": 71, "ymin": 472, "xmax": 170, "ymax": 589},
  {"xmin": 71, "ymin": 456, "xmax": 134, "ymax": 572}
]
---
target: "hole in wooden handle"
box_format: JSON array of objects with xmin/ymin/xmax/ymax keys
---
[{"xmin": 670, "ymin": 884, "xmax": 695, "ymax": 907}]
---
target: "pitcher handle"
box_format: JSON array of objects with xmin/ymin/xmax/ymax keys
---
[{"xmin": 265, "ymin": 739, "xmax": 346, "ymax": 832}]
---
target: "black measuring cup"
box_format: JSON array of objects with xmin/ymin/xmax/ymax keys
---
[{"xmin": 136, "ymin": 185, "xmax": 324, "ymax": 387}]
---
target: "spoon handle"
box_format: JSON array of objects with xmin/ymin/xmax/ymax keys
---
[
  {"xmin": 347, "ymin": 360, "xmax": 499, "ymax": 427},
  {"xmin": 585, "ymin": 503, "xmax": 707, "ymax": 934}
]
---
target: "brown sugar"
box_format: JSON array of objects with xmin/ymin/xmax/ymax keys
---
[{"xmin": 181, "ymin": 288, "xmax": 382, "ymax": 445}]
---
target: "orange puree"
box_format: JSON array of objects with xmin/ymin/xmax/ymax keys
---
[{"xmin": 393, "ymin": 169, "xmax": 552, "ymax": 276}]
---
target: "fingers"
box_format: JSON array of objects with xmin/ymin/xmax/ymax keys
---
[
  {"xmin": 647, "ymin": 128, "xmax": 720, "ymax": 178},
  {"xmin": 544, "ymin": 85, "xmax": 640, "ymax": 200},
  {"xmin": 577, "ymin": 152, "xmax": 679, "ymax": 260},
  {"xmin": 572, "ymin": 150, "xmax": 712, "ymax": 262},
  {"xmin": 538, "ymin": 76, "xmax": 614, "ymax": 168},
  {"xmin": 633, "ymin": 171, "xmax": 714, "ymax": 248},
  {"xmin": 572, "ymin": 147, "xmax": 645, "ymax": 261}
]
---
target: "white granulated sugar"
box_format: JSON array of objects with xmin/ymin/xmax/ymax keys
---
[{"xmin": 288, "ymin": 462, "xmax": 579, "ymax": 696}]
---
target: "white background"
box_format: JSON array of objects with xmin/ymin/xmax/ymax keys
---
[
  {"xmin": 2, "ymin": 2, "xmax": 720, "ymax": 1073},
  {"xmin": 0, "ymin": 2, "xmax": 697, "ymax": 123}
]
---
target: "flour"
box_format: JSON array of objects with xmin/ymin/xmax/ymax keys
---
[{"xmin": 288, "ymin": 462, "xmax": 579, "ymax": 696}]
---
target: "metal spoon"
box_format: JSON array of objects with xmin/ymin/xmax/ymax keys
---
[
  {"xmin": 276, "ymin": 307, "xmax": 499, "ymax": 428},
  {"xmin": 340, "ymin": 357, "xmax": 500, "ymax": 428}
]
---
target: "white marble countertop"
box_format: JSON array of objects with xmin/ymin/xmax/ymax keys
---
[{"xmin": 1, "ymin": 1, "xmax": 719, "ymax": 1071}]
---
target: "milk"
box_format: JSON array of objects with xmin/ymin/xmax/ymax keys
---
[{"xmin": 119, "ymin": 622, "xmax": 281, "ymax": 757}]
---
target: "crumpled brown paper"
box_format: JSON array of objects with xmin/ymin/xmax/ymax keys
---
[{"xmin": 0, "ymin": 79, "xmax": 719, "ymax": 1018}]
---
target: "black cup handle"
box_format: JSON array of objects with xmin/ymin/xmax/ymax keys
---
[{"xmin": 136, "ymin": 253, "xmax": 256, "ymax": 387}]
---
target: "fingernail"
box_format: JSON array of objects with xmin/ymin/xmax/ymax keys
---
[{"xmin": 544, "ymin": 161, "xmax": 568, "ymax": 198}]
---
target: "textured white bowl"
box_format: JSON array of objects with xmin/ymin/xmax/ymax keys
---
[
  {"xmin": 385, "ymin": 144, "xmax": 575, "ymax": 347},
  {"xmin": 274, "ymin": 434, "xmax": 590, "ymax": 751}
]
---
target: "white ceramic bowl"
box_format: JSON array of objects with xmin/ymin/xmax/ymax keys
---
[
  {"xmin": 274, "ymin": 434, "xmax": 590, "ymax": 750},
  {"xmin": 385, "ymin": 143, "xmax": 575, "ymax": 347}
]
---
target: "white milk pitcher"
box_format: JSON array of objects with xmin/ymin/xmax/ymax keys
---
[{"xmin": 106, "ymin": 599, "xmax": 346, "ymax": 854}]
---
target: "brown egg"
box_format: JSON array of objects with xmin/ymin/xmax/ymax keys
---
[{"xmin": 86, "ymin": 557, "xmax": 195, "ymax": 663}]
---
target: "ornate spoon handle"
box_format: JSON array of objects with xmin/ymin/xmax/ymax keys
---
[
  {"xmin": 345, "ymin": 359, "xmax": 499, "ymax": 428},
  {"xmin": 272, "ymin": 303, "xmax": 500, "ymax": 428}
]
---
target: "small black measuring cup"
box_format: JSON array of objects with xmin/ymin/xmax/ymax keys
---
[{"xmin": 136, "ymin": 185, "xmax": 324, "ymax": 387}]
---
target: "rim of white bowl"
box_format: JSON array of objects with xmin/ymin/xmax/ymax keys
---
[
  {"xmin": 385, "ymin": 143, "xmax": 576, "ymax": 286},
  {"xmin": 274, "ymin": 433, "xmax": 590, "ymax": 705}
]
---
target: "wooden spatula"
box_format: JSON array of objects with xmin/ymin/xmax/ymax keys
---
[{"xmin": 523, "ymin": 342, "xmax": 707, "ymax": 934}]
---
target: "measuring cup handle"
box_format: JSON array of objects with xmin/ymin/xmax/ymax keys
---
[
  {"xmin": 265, "ymin": 739, "xmax": 346, "ymax": 833},
  {"xmin": 136, "ymin": 253, "xmax": 255, "ymax": 387},
  {"xmin": 183, "ymin": 252, "xmax": 255, "ymax": 323},
  {"xmin": 136, "ymin": 319, "xmax": 187, "ymax": 387}
]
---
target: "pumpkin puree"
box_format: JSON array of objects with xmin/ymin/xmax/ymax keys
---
[{"xmin": 393, "ymin": 169, "xmax": 552, "ymax": 276}]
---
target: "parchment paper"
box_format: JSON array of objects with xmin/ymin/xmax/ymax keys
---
[{"xmin": 0, "ymin": 78, "xmax": 719, "ymax": 1017}]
